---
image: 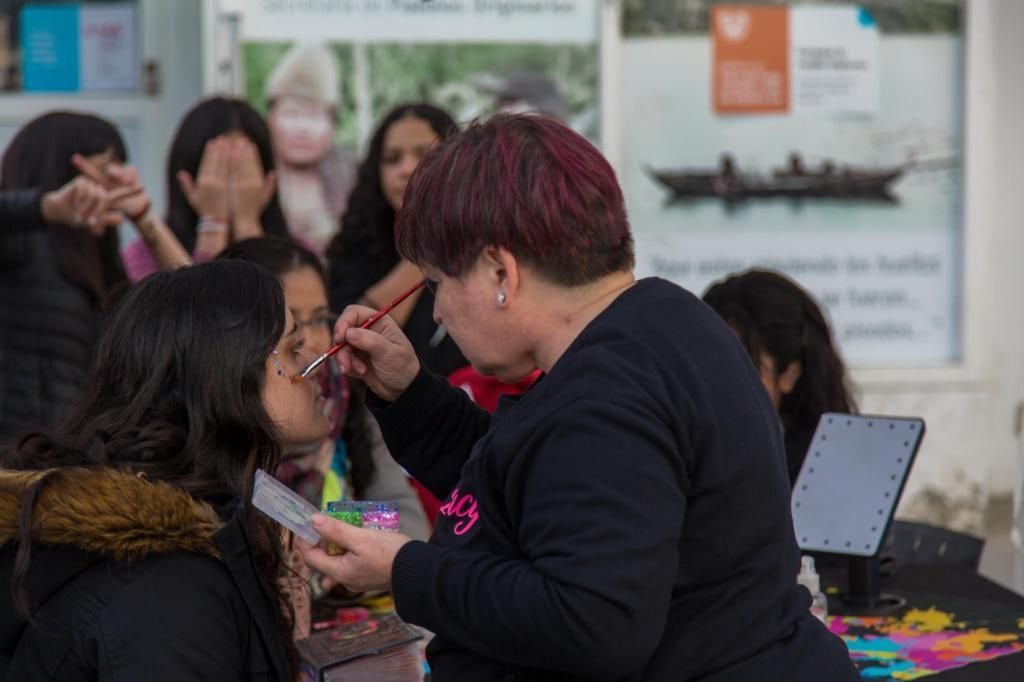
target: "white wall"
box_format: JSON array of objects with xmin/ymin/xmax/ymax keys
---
[
  {"xmin": 857, "ymin": 0, "xmax": 1024, "ymax": 528},
  {"xmin": 138, "ymin": 0, "xmax": 205, "ymax": 214}
]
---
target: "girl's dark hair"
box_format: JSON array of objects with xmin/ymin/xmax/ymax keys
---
[
  {"xmin": 325, "ymin": 103, "xmax": 457, "ymax": 268},
  {"xmin": 219, "ymin": 236, "xmax": 377, "ymax": 496},
  {"xmin": 0, "ymin": 111, "xmax": 128, "ymax": 303},
  {"xmin": 166, "ymin": 97, "xmax": 289, "ymax": 252},
  {"xmin": 702, "ymin": 269, "xmax": 857, "ymax": 474},
  {"xmin": 3, "ymin": 260, "xmax": 296, "ymax": 669},
  {"xmin": 219, "ymin": 235, "xmax": 323, "ymax": 283}
]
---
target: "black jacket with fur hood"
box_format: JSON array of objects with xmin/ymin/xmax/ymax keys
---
[{"xmin": 0, "ymin": 467, "xmax": 293, "ymax": 681}]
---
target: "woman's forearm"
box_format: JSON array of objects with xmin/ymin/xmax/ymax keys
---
[
  {"xmin": 133, "ymin": 210, "xmax": 192, "ymax": 271},
  {"xmin": 362, "ymin": 260, "xmax": 424, "ymax": 325}
]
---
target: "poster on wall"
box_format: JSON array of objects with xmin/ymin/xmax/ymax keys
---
[
  {"xmin": 712, "ymin": 4, "xmax": 880, "ymax": 115},
  {"xmin": 620, "ymin": 0, "xmax": 964, "ymax": 367},
  {"xmin": 239, "ymin": 1, "xmax": 600, "ymax": 147},
  {"xmin": 20, "ymin": 2, "xmax": 137, "ymax": 92},
  {"xmin": 238, "ymin": 0, "xmax": 600, "ymax": 252}
]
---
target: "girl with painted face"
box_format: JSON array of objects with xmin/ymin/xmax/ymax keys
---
[{"xmin": 0, "ymin": 260, "xmax": 327, "ymax": 680}]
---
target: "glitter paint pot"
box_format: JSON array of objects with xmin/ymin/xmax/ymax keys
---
[{"xmin": 324, "ymin": 500, "xmax": 400, "ymax": 555}]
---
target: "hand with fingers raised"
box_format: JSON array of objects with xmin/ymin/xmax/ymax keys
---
[
  {"xmin": 72, "ymin": 152, "xmax": 191, "ymax": 270},
  {"xmin": 40, "ymin": 174, "xmax": 128, "ymax": 235},
  {"xmin": 176, "ymin": 136, "xmax": 232, "ymax": 225},
  {"xmin": 228, "ymin": 137, "xmax": 276, "ymax": 241},
  {"xmin": 71, "ymin": 154, "xmax": 152, "ymax": 226}
]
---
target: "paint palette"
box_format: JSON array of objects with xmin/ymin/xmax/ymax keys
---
[{"xmin": 252, "ymin": 468, "xmax": 321, "ymax": 544}]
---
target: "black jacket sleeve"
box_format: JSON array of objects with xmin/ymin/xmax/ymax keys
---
[
  {"xmin": 390, "ymin": 397, "xmax": 688, "ymax": 679},
  {"xmin": 370, "ymin": 368, "xmax": 491, "ymax": 500},
  {"xmin": 0, "ymin": 190, "xmax": 45, "ymax": 269},
  {"xmin": 0, "ymin": 189, "xmax": 44, "ymax": 228}
]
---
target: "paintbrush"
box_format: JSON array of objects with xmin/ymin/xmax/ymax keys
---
[{"xmin": 295, "ymin": 280, "xmax": 425, "ymax": 380}]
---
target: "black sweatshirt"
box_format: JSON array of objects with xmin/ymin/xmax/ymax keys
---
[{"xmin": 373, "ymin": 278, "xmax": 857, "ymax": 681}]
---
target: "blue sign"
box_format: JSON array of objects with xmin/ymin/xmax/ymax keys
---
[{"xmin": 21, "ymin": 4, "xmax": 80, "ymax": 92}]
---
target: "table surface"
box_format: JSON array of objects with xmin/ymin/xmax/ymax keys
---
[{"xmin": 821, "ymin": 563, "xmax": 1024, "ymax": 681}]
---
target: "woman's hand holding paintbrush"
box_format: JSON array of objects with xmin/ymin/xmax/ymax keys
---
[{"xmin": 304, "ymin": 281, "xmax": 424, "ymax": 401}]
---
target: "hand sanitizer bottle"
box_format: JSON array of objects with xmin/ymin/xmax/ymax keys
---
[{"xmin": 797, "ymin": 555, "xmax": 828, "ymax": 623}]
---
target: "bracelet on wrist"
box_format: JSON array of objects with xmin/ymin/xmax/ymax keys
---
[{"xmin": 196, "ymin": 216, "xmax": 228, "ymax": 235}]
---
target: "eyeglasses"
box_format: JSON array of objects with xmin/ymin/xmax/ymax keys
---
[{"xmin": 294, "ymin": 314, "xmax": 336, "ymax": 332}]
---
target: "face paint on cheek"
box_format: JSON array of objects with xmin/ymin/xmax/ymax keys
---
[
  {"xmin": 270, "ymin": 348, "xmax": 290, "ymax": 378},
  {"xmin": 270, "ymin": 348, "xmax": 304, "ymax": 383}
]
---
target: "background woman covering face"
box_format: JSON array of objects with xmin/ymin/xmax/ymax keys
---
[
  {"xmin": 121, "ymin": 96, "xmax": 288, "ymax": 283},
  {"xmin": 301, "ymin": 114, "xmax": 859, "ymax": 682}
]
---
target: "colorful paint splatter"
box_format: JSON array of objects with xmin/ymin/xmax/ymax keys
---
[{"xmin": 829, "ymin": 607, "xmax": 1024, "ymax": 679}]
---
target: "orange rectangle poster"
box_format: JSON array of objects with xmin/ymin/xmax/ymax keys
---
[{"xmin": 712, "ymin": 5, "xmax": 789, "ymax": 114}]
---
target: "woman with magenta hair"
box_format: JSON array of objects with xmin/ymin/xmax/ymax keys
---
[{"xmin": 299, "ymin": 115, "xmax": 857, "ymax": 681}]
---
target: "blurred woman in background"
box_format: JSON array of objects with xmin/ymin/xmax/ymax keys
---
[
  {"xmin": 0, "ymin": 111, "xmax": 175, "ymax": 438},
  {"xmin": 325, "ymin": 103, "xmax": 465, "ymax": 378},
  {"xmin": 703, "ymin": 268, "xmax": 857, "ymax": 484}
]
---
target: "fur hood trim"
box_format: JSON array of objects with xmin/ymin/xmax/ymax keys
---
[{"xmin": 0, "ymin": 467, "xmax": 223, "ymax": 561}]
